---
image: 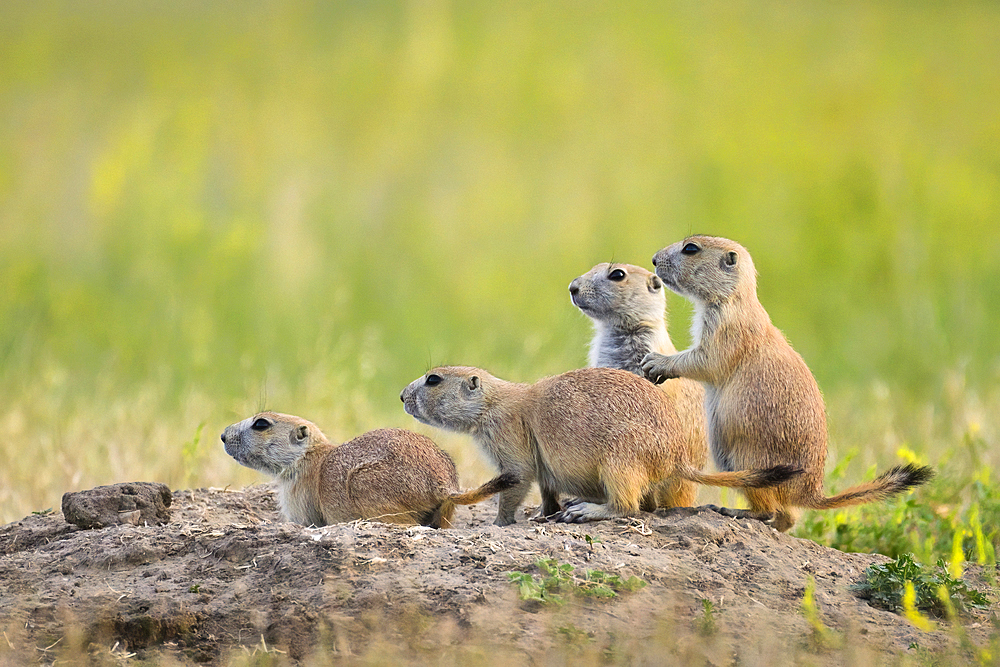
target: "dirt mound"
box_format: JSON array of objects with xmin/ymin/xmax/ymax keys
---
[{"xmin": 0, "ymin": 485, "xmax": 994, "ymax": 665}]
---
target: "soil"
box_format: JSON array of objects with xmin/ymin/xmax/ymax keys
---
[{"xmin": 0, "ymin": 485, "xmax": 995, "ymax": 665}]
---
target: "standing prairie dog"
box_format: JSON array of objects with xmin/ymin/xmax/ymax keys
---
[
  {"xmin": 641, "ymin": 235, "xmax": 934, "ymax": 531},
  {"xmin": 569, "ymin": 262, "xmax": 708, "ymax": 508},
  {"xmin": 400, "ymin": 366, "xmax": 801, "ymax": 526},
  {"xmin": 221, "ymin": 412, "xmax": 516, "ymax": 528}
]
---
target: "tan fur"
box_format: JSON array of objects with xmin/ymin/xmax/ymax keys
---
[
  {"xmin": 221, "ymin": 412, "xmax": 515, "ymax": 528},
  {"xmin": 569, "ymin": 262, "xmax": 708, "ymax": 508},
  {"xmin": 401, "ymin": 366, "xmax": 800, "ymax": 526},
  {"xmin": 641, "ymin": 235, "xmax": 934, "ymax": 531}
]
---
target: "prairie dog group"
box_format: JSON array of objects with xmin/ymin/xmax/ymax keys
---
[
  {"xmin": 224, "ymin": 237, "xmax": 932, "ymax": 534},
  {"xmin": 401, "ymin": 366, "xmax": 800, "ymax": 526},
  {"xmin": 569, "ymin": 262, "xmax": 707, "ymax": 508},
  {"xmin": 641, "ymin": 235, "xmax": 933, "ymax": 531},
  {"xmin": 221, "ymin": 412, "xmax": 515, "ymax": 528}
]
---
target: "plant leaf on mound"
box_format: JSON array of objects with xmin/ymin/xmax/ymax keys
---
[{"xmin": 852, "ymin": 553, "xmax": 990, "ymax": 616}]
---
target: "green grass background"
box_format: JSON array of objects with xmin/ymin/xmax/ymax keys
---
[{"xmin": 1, "ymin": 0, "xmax": 998, "ymax": 551}]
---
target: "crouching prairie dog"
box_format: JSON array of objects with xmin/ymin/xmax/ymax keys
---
[
  {"xmin": 221, "ymin": 412, "xmax": 517, "ymax": 528},
  {"xmin": 641, "ymin": 235, "xmax": 934, "ymax": 531},
  {"xmin": 569, "ymin": 262, "xmax": 708, "ymax": 508},
  {"xmin": 400, "ymin": 366, "xmax": 801, "ymax": 526}
]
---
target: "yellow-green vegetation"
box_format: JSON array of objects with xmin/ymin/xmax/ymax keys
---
[
  {"xmin": 802, "ymin": 576, "xmax": 844, "ymax": 651},
  {"xmin": 796, "ymin": 440, "xmax": 1000, "ymax": 565},
  {"xmin": 695, "ymin": 599, "xmax": 719, "ymax": 638},
  {"xmin": 853, "ymin": 553, "xmax": 990, "ymax": 617},
  {"xmin": 0, "ymin": 0, "xmax": 998, "ymax": 581},
  {"xmin": 508, "ymin": 558, "xmax": 648, "ymax": 606}
]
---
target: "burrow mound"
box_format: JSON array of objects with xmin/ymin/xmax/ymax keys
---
[{"xmin": 0, "ymin": 486, "xmax": 994, "ymax": 664}]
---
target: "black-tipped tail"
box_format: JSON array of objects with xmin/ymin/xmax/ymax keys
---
[
  {"xmin": 877, "ymin": 463, "xmax": 935, "ymax": 491},
  {"xmin": 806, "ymin": 463, "xmax": 935, "ymax": 510},
  {"xmin": 679, "ymin": 464, "xmax": 804, "ymax": 489},
  {"xmin": 752, "ymin": 464, "xmax": 806, "ymax": 487}
]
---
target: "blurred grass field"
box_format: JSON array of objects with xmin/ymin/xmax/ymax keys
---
[{"xmin": 1, "ymin": 0, "xmax": 999, "ymax": 559}]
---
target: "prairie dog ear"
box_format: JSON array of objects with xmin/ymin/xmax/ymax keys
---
[
  {"xmin": 648, "ymin": 274, "xmax": 663, "ymax": 292},
  {"xmin": 294, "ymin": 424, "xmax": 309, "ymax": 443},
  {"xmin": 722, "ymin": 250, "xmax": 738, "ymax": 269},
  {"xmin": 468, "ymin": 375, "xmax": 480, "ymax": 391}
]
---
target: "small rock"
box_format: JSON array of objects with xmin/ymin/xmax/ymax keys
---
[{"xmin": 61, "ymin": 482, "xmax": 172, "ymax": 529}]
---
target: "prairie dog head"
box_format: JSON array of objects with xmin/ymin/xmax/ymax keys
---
[
  {"xmin": 569, "ymin": 263, "xmax": 666, "ymax": 328},
  {"xmin": 400, "ymin": 366, "xmax": 496, "ymax": 434},
  {"xmin": 221, "ymin": 411, "xmax": 328, "ymax": 477},
  {"xmin": 651, "ymin": 235, "xmax": 757, "ymax": 305}
]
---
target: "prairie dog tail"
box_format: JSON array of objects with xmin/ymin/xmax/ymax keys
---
[
  {"xmin": 677, "ymin": 464, "xmax": 803, "ymax": 489},
  {"xmin": 433, "ymin": 472, "xmax": 520, "ymax": 528},
  {"xmin": 800, "ymin": 463, "xmax": 934, "ymax": 510},
  {"xmin": 448, "ymin": 472, "xmax": 521, "ymax": 506}
]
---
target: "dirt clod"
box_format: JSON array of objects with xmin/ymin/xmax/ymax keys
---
[{"xmin": 61, "ymin": 481, "xmax": 173, "ymax": 529}]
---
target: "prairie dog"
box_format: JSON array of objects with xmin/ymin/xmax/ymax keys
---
[
  {"xmin": 641, "ymin": 235, "xmax": 933, "ymax": 531},
  {"xmin": 400, "ymin": 366, "xmax": 801, "ymax": 526},
  {"xmin": 569, "ymin": 262, "xmax": 708, "ymax": 507},
  {"xmin": 221, "ymin": 412, "xmax": 516, "ymax": 528},
  {"xmin": 569, "ymin": 262, "xmax": 675, "ymax": 373}
]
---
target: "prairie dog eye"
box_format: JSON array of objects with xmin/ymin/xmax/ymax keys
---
[
  {"xmin": 251, "ymin": 418, "xmax": 271, "ymax": 431},
  {"xmin": 425, "ymin": 374, "xmax": 443, "ymax": 386},
  {"xmin": 608, "ymin": 268, "xmax": 626, "ymax": 281},
  {"xmin": 681, "ymin": 242, "xmax": 700, "ymax": 255}
]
